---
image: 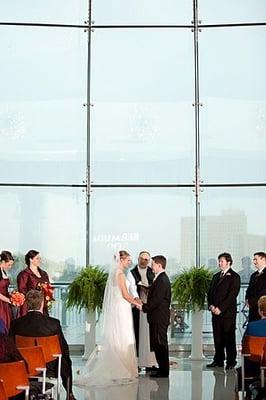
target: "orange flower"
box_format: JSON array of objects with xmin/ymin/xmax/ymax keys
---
[
  {"xmin": 37, "ymin": 282, "xmax": 55, "ymax": 310},
  {"xmin": 10, "ymin": 291, "xmax": 25, "ymax": 306}
]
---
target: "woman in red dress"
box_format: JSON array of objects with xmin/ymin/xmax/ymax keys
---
[
  {"xmin": 0, "ymin": 251, "xmax": 14, "ymax": 331},
  {"xmin": 17, "ymin": 249, "xmax": 50, "ymax": 316}
]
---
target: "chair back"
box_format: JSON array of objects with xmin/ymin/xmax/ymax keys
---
[
  {"xmin": 0, "ymin": 360, "xmax": 29, "ymax": 398},
  {"xmin": 18, "ymin": 346, "xmax": 46, "ymax": 376},
  {"xmin": 15, "ymin": 335, "xmax": 36, "ymax": 348},
  {"xmin": 243, "ymin": 335, "xmax": 266, "ymax": 363},
  {"xmin": 36, "ymin": 335, "xmax": 62, "ymax": 363},
  {"xmin": 0, "ymin": 380, "xmax": 7, "ymax": 400}
]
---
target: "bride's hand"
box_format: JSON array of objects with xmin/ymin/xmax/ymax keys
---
[{"xmin": 136, "ymin": 303, "xmax": 142, "ymax": 311}]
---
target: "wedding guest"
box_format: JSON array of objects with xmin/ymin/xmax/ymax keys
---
[
  {"xmin": 17, "ymin": 250, "xmax": 50, "ymax": 316},
  {"xmin": 128, "ymin": 251, "xmax": 157, "ymax": 370},
  {"xmin": 235, "ymin": 295, "xmax": 266, "ymax": 395},
  {"xmin": 0, "ymin": 251, "xmax": 14, "ymax": 330},
  {"xmin": 207, "ymin": 252, "xmax": 240, "ymax": 370},
  {"xmin": 9, "ymin": 290, "xmax": 76, "ymax": 400},
  {"xmin": 245, "ymin": 251, "xmax": 266, "ymax": 321}
]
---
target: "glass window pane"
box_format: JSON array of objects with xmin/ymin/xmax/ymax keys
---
[
  {"xmin": 1, "ymin": 1, "xmax": 87, "ymax": 25},
  {"xmin": 200, "ymin": 28, "xmax": 266, "ymax": 183},
  {"xmin": 92, "ymin": 0, "xmax": 192, "ymax": 25},
  {"xmin": 0, "ymin": 187, "xmax": 86, "ymax": 282},
  {"xmin": 91, "ymin": 29, "xmax": 194, "ymax": 184},
  {"xmin": 199, "ymin": 0, "xmax": 266, "ymax": 24},
  {"xmin": 200, "ymin": 187, "xmax": 266, "ymax": 278},
  {"xmin": 90, "ymin": 187, "xmax": 195, "ymax": 277},
  {"xmin": 0, "ymin": 27, "xmax": 87, "ymax": 184}
]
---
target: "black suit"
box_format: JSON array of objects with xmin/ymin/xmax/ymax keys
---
[
  {"xmin": 245, "ymin": 268, "xmax": 266, "ymax": 321},
  {"xmin": 207, "ymin": 268, "xmax": 240, "ymax": 366},
  {"xmin": 9, "ymin": 311, "xmax": 73, "ymax": 395},
  {"xmin": 130, "ymin": 265, "xmax": 154, "ymax": 355},
  {"xmin": 142, "ymin": 272, "xmax": 171, "ymax": 376}
]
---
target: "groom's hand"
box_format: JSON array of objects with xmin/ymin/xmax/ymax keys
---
[{"xmin": 134, "ymin": 297, "xmax": 142, "ymax": 305}]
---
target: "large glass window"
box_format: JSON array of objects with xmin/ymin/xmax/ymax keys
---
[
  {"xmin": 1, "ymin": 1, "xmax": 87, "ymax": 25},
  {"xmin": 200, "ymin": 27, "xmax": 266, "ymax": 183},
  {"xmin": 90, "ymin": 188, "xmax": 195, "ymax": 277},
  {"xmin": 90, "ymin": 29, "xmax": 194, "ymax": 184},
  {"xmin": 92, "ymin": 0, "xmax": 192, "ymax": 25},
  {"xmin": 0, "ymin": 187, "xmax": 86, "ymax": 282},
  {"xmin": 200, "ymin": 187, "xmax": 266, "ymax": 271},
  {"xmin": 199, "ymin": 0, "xmax": 266, "ymax": 24},
  {"xmin": 0, "ymin": 27, "xmax": 87, "ymax": 184}
]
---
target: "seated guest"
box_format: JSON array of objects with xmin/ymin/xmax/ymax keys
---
[
  {"xmin": 9, "ymin": 290, "xmax": 76, "ymax": 400},
  {"xmin": 0, "ymin": 317, "xmax": 23, "ymax": 363},
  {"xmin": 236, "ymin": 295, "xmax": 266, "ymax": 394}
]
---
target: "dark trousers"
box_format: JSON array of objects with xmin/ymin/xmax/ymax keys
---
[
  {"xmin": 47, "ymin": 355, "xmax": 73, "ymax": 394},
  {"xmin": 150, "ymin": 322, "xmax": 169, "ymax": 376},
  {"xmin": 212, "ymin": 315, "xmax": 237, "ymax": 365}
]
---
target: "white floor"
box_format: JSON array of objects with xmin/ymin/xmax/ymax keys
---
[{"xmin": 66, "ymin": 356, "xmax": 238, "ymax": 400}]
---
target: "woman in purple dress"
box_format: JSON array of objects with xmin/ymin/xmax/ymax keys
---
[
  {"xmin": 0, "ymin": 251, "xmax": 14, "ymax": 330},
  {"xmin": 17, "ymin": 249, "xmax": 50, "ymax": 316}
]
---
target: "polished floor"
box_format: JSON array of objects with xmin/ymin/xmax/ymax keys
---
[{"xmin": 68, "ymin": 356, "xmax": 238, "ymax": 400}]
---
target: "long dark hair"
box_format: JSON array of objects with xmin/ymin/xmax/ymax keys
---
[{"xmin": 25, "ymin": 250, "xmax": 39, "ymax": 267}]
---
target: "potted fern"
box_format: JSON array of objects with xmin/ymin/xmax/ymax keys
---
[
  {"xmin": 171, "ymin": 266, "xmax": 213, "ymax": 360},
  {"xmin": 66, "ymin": 265, "xmax": 108, "ymax": 358}
]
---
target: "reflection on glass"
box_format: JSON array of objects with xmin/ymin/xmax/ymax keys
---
[
  {"xmin": 0, "ymin": 187, "xmax": 86, "ymax": 282},
  {"xmin": 90, "ymin": 188, "xmax": 195, "ymax": 276},
  {"xmin": 0, "ymin": 27, "xmax": 87, "ymax": 184},
  {"xmin": 91, "ymin": 29, "xmax": 194, "ymax": 184},
  {"xmin": 200, "ymin": 28, "xmax": 266, "ymax": 183}
]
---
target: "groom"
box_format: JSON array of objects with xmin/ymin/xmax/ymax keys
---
[{"xmin": 142, "ymin": 255, "xmax": 171, "ymax": 377}]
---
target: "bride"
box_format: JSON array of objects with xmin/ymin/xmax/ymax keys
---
[{"xmin": 75, "ymin": 250, "xmax": 141, "ymax": 387}]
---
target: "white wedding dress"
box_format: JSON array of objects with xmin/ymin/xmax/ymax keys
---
[{"xmin": 75, "ymin": 265, "xmax": 138, "ymax": 387}]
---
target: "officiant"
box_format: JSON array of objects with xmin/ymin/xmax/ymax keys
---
[{"xmin": 128, "ymin": 251, "xmax": 157, "ymax": 370}]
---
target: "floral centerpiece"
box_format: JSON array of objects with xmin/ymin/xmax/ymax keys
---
[{"xmin": 37, "ymin": 282, "xmax": 55, "ymax": 310}]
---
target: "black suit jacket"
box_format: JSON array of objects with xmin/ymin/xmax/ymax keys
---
[
  {"xmin": 207, "ymin": 269, "xmax": 240, "ymax": 317},
  {"xmin": 143, "ymin": 272, "xmax": 171, "ymax": 326},
  {"xmin": 9, "ymin": 311, "xmax": 69, "ymax": 357},
  {"xmin": 245, "ymin": 269, "xmax": 266, "ymax": 320}
]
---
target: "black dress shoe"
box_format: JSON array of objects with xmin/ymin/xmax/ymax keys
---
[
  {"xmin": 146, "ymin": 366, "xmax": 158, "ymax": 372},
  {"xmin": 206, "ymin": 361, "xmax": 224, "ymax": 368},
  {"xmin": 150, "ymin": 371, "xmax": 169, "ymax": 378}
]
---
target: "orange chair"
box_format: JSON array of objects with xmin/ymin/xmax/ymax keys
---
[
  {"xmin": 15, "ymin": 335, "xmax": 36, "ymax": 348},
  {"xmin": 18, "ymin": 345, "xmax": 51, "ymax": 394},
  {"xmin": 239, "ymin": 335, "xmax": 266, "ymax": 398},
  {"xmin": 0, "ymin": 380, "xmax": 7, "ymax": 400},
  {"xmin": 0, "ymin": 360, "xmax": 30, "ymax": 400},
  {"xmin": 36, "ymin": 335, "xmax": 62, "ymax": 400}
]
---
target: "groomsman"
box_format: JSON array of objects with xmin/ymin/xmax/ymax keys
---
[
  {"xmin": 245, "ymin": 251, "xmax": 266, "ymax": 321},
  {"xmin": 142, "ymin": 255, "xmax": 171, "ymax": 377},
  {"xmin": 207, "ymin": 252, "xmax": 240, "ymax": 370}
]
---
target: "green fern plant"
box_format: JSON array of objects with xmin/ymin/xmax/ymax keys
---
[
  {"xmin": 65, "ymin": 265, "xmax": 108, "ymax": 313},
  {"xmin": 171, "ymin": 266, "xmax": 213, "ymax": 312}
]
